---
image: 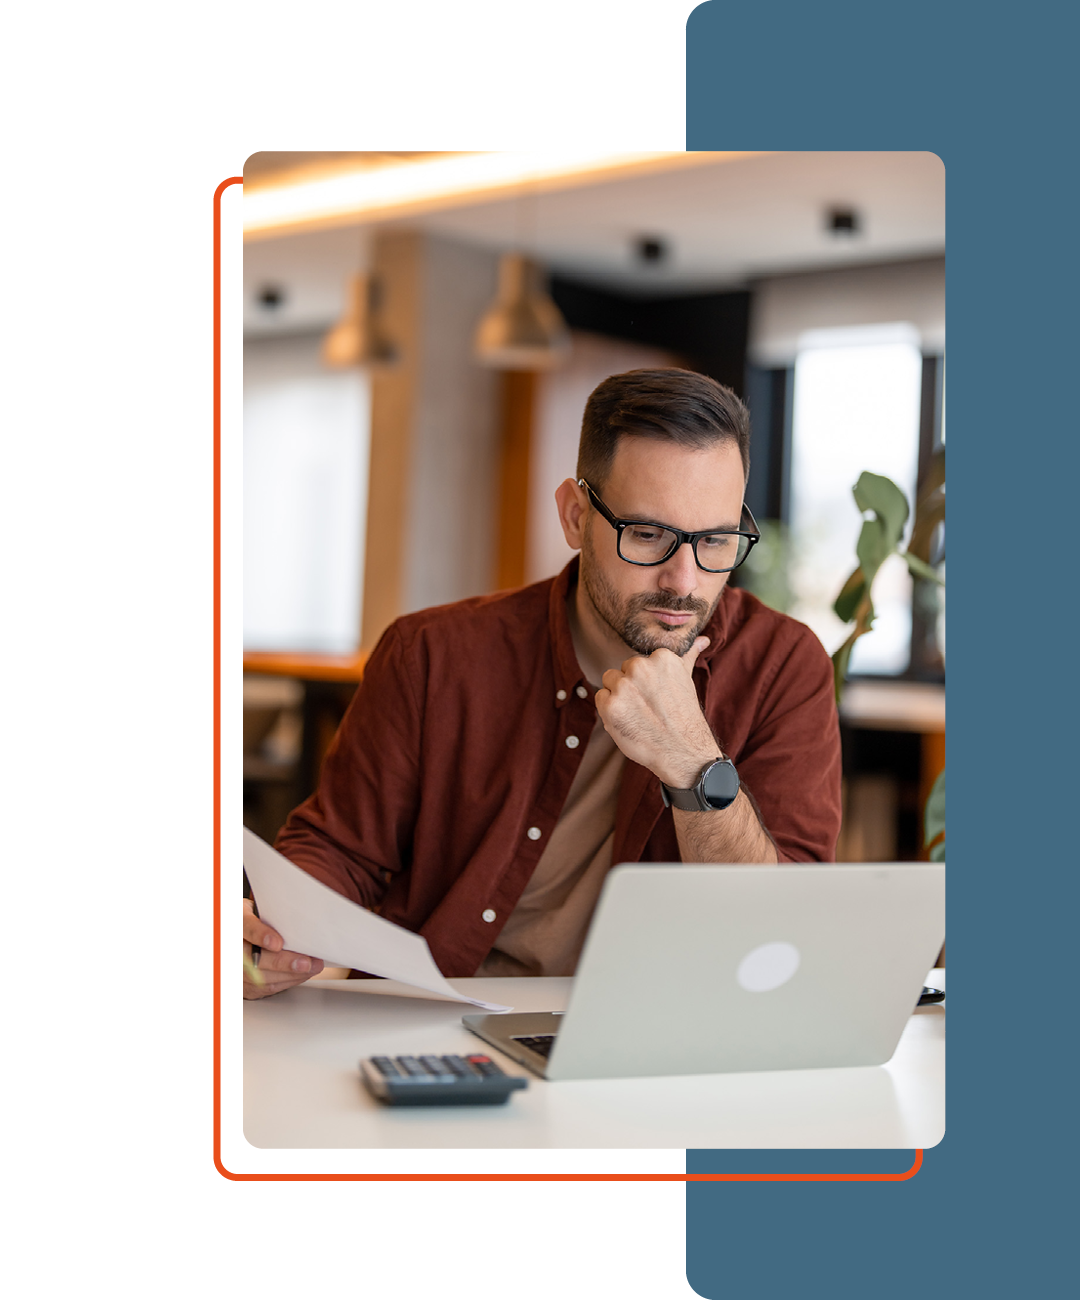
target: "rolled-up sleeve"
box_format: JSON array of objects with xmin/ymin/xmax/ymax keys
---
[{"xmin": 732, "ymin": 627, "xmax": 842, "ymax": 862}]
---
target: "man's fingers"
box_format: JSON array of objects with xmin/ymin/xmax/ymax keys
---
[
  {"xmin": 239, "ymin": 894, "xmax": 318, "ymax": 993},
  {"xmin": 683, "ymin": 636, "xmax": 710, "ymax": 670},
  {"xmin": 243, "ymin": 949, "xmax": 325, "ymax": 999},
  {"xmin": 242, "ymin": 899, "xmax": 325, "ymax": 998},
  {"xmin": 249, "ymin": 926, "xmax": 283, "ymax": 953},
  {"xmin": 251, "ymin": 947, "xmax": 324, "ymax": 977},
  {"xmin": 244, "ymin": 972, "xmax": 309, "ymax": 998},
  {"xmin": 244, "ymin": 963, "xmax": 323, "ymax": 990},
  {"xmin": 242, "ymin": 903, "xmax": 284, "ymax": 952}
]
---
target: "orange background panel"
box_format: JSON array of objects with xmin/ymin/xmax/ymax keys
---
[{"xmin": 0, "ymin": 178, "xmax": 219, "ymax": 987}]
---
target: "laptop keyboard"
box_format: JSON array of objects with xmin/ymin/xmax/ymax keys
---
[{"xmin": 511, "ymin": 1034, "xmax": 557, "ymax": 1058}]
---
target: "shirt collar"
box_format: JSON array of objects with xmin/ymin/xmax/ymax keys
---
[
  {"xmin": 549, "ymin": 557, "xmax": 586, "ymax": 706},
  {"xmin": 695, "ymin": 583, "xmax": 733, "ymax": 679}
]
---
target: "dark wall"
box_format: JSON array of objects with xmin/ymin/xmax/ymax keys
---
[
  {"xmin": 550, "ymin": 276, "xmax": 751, "ymax": 399},
  {"xmin": 550, "ymin": 275, "xmax": 801, "ymax": 522},
  {"xmin": 743, "ymin": 364, "xmax": 792, "ymax": 523}
]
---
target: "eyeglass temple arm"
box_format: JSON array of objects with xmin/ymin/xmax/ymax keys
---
[{"xmin": 583, "ymin": 478, "xmax": 759, "ymax": 537}]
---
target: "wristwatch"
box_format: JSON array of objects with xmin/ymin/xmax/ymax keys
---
[{"xmin": 660, "ymin": 756, "xmax": 740, "ymax": 811}]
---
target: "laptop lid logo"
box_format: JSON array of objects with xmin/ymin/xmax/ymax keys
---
[{"xmin": 736, "ymin": 941, "xmax": 801, "ymax": 992}]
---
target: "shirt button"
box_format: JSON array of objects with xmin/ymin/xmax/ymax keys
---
[
  {"xmin": 482, "ymin": 908, "xmax": 496, "ymax": 923},
  {"xmin": 527, "ymin": 826, "xmax": 542, "ymax": 840},
  {"xmin": 566, "ymin": 735, "xmax": 580, "ymax": 749},
  {"xmin": 576, "ymin": 685, "xmax": 588, "ymax": 698},
  {"xmin": 556, "ymin": 689, "xmax": 567, "ymax": 701}
]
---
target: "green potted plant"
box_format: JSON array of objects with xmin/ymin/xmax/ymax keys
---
[{"xmin": 831, "ymin": 454, "xmax": 945, "ymax": 858}]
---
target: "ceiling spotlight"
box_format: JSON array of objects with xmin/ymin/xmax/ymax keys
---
[
  {"xmin": 257, "ymin": 284, "xmax": 286, "ymax": 309},
  {"xmin": 636, "ymin": 236, "xmax": 668, "ymax": 264},
  {"xmin": 826, "ymin": 208, "xmax": 861, "ymax": 236},
  {"xmin": 474, "ymin": 253, "xmax": 570, "ymax": 371},
  {"xmin": 322, "ymin": 272, "xmax": 397, "ymax": 369}
]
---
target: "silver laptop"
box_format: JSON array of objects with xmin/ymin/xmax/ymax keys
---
[{"xmin": 463, "ymin": 862, "xmax": 944, "ymax": 1080}]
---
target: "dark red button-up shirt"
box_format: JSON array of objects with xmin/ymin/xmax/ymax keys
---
[{"xmin": 275, "ymin": 559, "xmax": 842, "ymax": 977}]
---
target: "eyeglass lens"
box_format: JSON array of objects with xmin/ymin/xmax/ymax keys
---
[{"xmin": 618, "ymin": 523, "xmax": 753, "ymax": 571}]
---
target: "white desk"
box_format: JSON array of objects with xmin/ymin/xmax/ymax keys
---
[{"xmin": 244, "ymin": 971, "xmax": 944, "ymax": 1150}]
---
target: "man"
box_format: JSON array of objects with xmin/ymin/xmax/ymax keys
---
[{"xmin": 244, "ymin": 368, "xmax": 842, "ymax": 998}]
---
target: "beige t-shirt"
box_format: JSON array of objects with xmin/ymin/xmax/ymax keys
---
[{"xmin": 475, "ymin": 717, "xmax": 627, "ymax": 978}]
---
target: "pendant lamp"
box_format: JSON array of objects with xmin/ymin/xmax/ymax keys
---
[
  {"xmin": 474, "ymin": 253, "xmax": 570, "ymax": 370},
  {"xmin": 322, "ymin": 272, "xmax": 397, "ymax": 369}
]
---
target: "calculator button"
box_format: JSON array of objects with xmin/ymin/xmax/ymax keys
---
[
  {"xmin": 419, "ymin": 1055, "xmax": 456, "ymax": 1081},
  {"xmin": 370, "ymin": 1056, "xmax": 400, "ymax": 1077},
  {"xmin": 467, "ymin": 1054, "xmax": 504, "ymax": 1077},
  {"xmin": 396, "ymin": 1056, "xmax": 436, "ymax": 1081},
  {"xmin": 442, "ymin": 1055, "xmax": 470, "ymax": 1076}
]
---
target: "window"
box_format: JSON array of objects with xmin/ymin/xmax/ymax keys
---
[
  {"xmin": 244, "ymin": 335, "xmax": 370, "ymax": 654},
  {"xmin": 787, "ymin": 323, "xmax": 923, "ymax": 675}
]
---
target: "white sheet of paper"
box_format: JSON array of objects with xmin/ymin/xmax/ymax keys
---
[{"xmin": 242, "ymin": 828, "xmax": 511, "ymax": 1012}]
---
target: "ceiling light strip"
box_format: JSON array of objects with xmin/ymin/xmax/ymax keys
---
[{"xmin": 243, "ymin": 151, "xmax": 768, "ymax": 239}]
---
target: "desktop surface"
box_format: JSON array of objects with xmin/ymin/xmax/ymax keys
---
[{"xmin": 243, "ymin": 973, "xmax": 945, "ymax": 1150}]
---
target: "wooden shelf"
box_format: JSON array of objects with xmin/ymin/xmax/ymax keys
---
[
  {"xmin": 839, "ymin": 680, "xmax": 945, "ymax": 734},
  {"xmin": 243, "ymin": 650, "xmax": 367, "ymax": 682}
]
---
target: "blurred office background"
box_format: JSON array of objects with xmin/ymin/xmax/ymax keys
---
[{"xmin": 242, "ymin": 151, "xmax": 945, "ymax": 863}]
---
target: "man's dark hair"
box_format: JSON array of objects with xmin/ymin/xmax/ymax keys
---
[{"xmin": 576, "ymin": 368, "xmax": 751, "ymax": 489}]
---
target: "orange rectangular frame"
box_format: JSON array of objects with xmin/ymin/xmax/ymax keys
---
[{"xmin": 209, "ymin": 178, "xmax": 920, "ymax": 1185}]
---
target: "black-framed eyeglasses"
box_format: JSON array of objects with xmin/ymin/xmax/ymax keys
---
[{"xmin": 579, "ymin": 479, "xmax": 760, "ymax": 573}]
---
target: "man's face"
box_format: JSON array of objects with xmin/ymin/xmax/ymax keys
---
[{"xmin": 578, "ymin": 436, "xmax": 747, "ymax": 657}]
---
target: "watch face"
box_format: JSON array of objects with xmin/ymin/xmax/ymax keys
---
[{"xmin": 702, "ymin": 759, "xmax": 740, "ymax": 809}]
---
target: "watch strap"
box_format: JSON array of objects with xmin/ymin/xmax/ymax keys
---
[{"xmin": 660, "ymin": 782, "xmax": 711, "ymax": 811}]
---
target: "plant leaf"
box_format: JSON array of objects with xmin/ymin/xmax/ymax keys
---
[
  {"xmin": 833, "ymin": 567, "xmax": 867, "ymax": 623},
  {"xmin": 903, "ymin": 552, "xmax": 945, "ymax": 585},
  {"xmin": 831, "ymin": 599, "xmax": 874, "ymax": 700},
  {"xmin": 924, "ymin": 769, "xmax": 946, "ymax": 846},
  {"xmin": 855, "ymin": 516, "xmax": 892, "ymax": 586},
  {"xmin": 832, "ymin": 635, "xmax": 855, "ymax": 702},
  {"xmin": 833, "ymin": 472, "xmax": 912, "ymax": 703},
  {"xmin": 929, "ymin": 840, "xmax": 945, "ymax": 863},
  {"xmin": 853, "ymin": 471, "xmax": 909, "ymax": 550}
]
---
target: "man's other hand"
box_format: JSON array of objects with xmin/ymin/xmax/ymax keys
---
[
  {"xmin": 243, "ymin": 897, "xmax": 324, "ymax": 999},
  {"xmin": 595, "ymin": 636, "xmax": 719, "ymax": 788}
]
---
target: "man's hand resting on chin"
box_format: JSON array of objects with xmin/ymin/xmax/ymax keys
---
[
  {"xmin": 594, "ymin": 636, "xmax": 720, "ymax": 787},
  {"xmin": 594, "ymin": 635, "xmax": 777, "ymax": 864}
]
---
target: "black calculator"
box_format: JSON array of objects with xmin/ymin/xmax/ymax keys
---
[{"xmin": 360, "ymin": 1053, "xmax": 529, "ymax": 1106}]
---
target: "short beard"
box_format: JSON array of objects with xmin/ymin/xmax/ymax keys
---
[{"xmin": 580, "ymin": 521, "xmax": 721, "ymax": 657}]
